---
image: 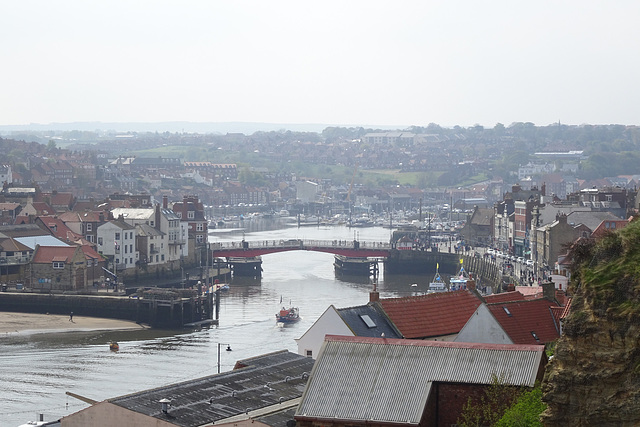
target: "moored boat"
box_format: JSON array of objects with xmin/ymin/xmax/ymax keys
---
[
  {"xmin": 450, "ymin": 261, "xmax": 469, "ymax": 290},
  {"xmin": 276, "ymin": 306, "xmax": 300, "ymax": 324},
  {"xmin": 428, "ymin": 263, "xmax": 447, "ymax": 293},
  {"xmin": 110, "ymin": 342, "xmax": 119, "ymax": 351}
]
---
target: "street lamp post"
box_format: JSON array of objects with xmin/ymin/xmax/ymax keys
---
[{"xmin": 217, "ymin": 343, "xmax": 232, "ymax": 373}]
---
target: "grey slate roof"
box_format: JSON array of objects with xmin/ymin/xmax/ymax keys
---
[
  {"xmin": 136, "ymin": 223, "xmax": 164, "ymax": 237},
  {"xmin": 296, "ymin": 336, "xmax": 545, "ymax": 425},
  {"xmin": 110, "ymin": 350, "xmax": 314, "ymax": 427},
  {"xmin": 566, "ymin": 210, "xmax": 622, "ymax": 231},
  {"xmin": 336, "ymin": 303, "xmax": 402, "ymax": 339}
]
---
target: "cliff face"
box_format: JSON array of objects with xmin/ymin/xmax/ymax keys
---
[{"xmin": 542, "ymin": 222, "xmax": 640, "ymax": 426}]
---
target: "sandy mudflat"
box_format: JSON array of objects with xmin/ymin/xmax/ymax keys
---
[{"xmin": 0, "ymin": 312, "xmax": 147, "ymax": 335}]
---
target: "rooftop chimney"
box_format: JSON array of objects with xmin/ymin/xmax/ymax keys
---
[
  {"xmin": 370, "ymin": 282, "xmax": 379, "ymax": 303},
  {"xmin": 542, "ymin": 280, "xmax": 556, "ymax": 301},
  {"xmin": 163, "ymin": 195, "xmax": 168, "ymax": 209}
]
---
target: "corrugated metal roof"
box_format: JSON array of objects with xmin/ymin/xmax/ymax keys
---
[
  {"xmin": 296, "ymin": 336, "xmax": 544, "ymax": 425},
  {"xmin": 111, "ymin": 350, "xmax": 314, "ymax": 427}
]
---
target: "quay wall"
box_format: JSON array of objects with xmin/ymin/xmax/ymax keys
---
[
  {"xmin": 0, "ymin": 293, "xmax": 140, "ymax": 321},
  {"xmin": 385, "ymin": 250, "xmax": 501, "ymax": 290},
  {"xmin": 0, "ymin": 292, "xmax": 212, "ymax": 328}
]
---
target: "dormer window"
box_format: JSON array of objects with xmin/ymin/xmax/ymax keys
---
[
  {"xmin": 52, "ymin": 261, "xmax": 64, "ymax": 269},
  {"xmin": 188, "ymin": 211, "xmax": 195, "ymax": 219}
]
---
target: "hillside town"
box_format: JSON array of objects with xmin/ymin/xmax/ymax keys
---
[
  {"xmin": 1, "ymin": 127, "xmax": 638, "ymax": 293},
  {"xmin": 2, "ymin": 127, "xmax": 639, "ymax": 426}
]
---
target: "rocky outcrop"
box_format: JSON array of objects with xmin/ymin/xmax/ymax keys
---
[{"xmin": 542, "ymin": 223, "xmax": 640, "ymax": 426}]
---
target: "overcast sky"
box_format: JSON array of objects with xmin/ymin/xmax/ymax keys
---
[{"xmin": 2, "ymin": 1, "xmax": 639, "ymax": 129}]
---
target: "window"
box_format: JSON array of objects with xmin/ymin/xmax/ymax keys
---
[
  {"xmin": 98, "ymin": 237, "xmax": 103, "ymax": 245},
  {"xmin": 129, "ymin": 244, "xmax": 133, "ymax": 253},
  {"xmin": 360, "ymin": 314, "xmax": 376, "ymax": 328},
  {"xmin": 196, "ymin": 223, "xmax": 204, "ymax": 232},
  {"xmin": 176, "ymin": 212, "xmax": 182, "ymax": 219},
  {"xmin": 86, "ymin": 223, "xmax": 92, "ymax": 232},
  {"xmin": 53, "ymin": 261, "xmax": 64, "ymax": 269},
  {"xmin": 124, "ymin": 245, "xmax": 128, "ymax": 254},
  {"xmin": 130, "ymin": 232, "xmax": 134, "ymax": 239},
  {"xmin": 115, "ymin": 232, "xmax": 120, "ymax": 240},
  {"xmin": 188, "ymin": 211, "xmax": 195, "ymax": 219},
  {"xmin": 305, "ymin": 350, "xmax": 313, "ymax": 358},
  {"xmin": 161, "ymin": 254, "xmax": 165, "ymax": 261}
]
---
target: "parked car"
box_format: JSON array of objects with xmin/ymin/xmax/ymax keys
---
[{"xmin": 526, "ymin": 259, "xmax": 534, "ymax": 266}]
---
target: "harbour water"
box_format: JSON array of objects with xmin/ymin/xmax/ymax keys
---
[{"xmin": 0, "ymin": 223, "xmax": 434, "ymax": 426}]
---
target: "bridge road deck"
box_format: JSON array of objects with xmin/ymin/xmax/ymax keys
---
[{"xmin": 209, "ymin": 239, "xmax": 391, "ymax": 258}]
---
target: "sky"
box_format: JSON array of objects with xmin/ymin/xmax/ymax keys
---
[{"xmin": 2, "ymin": 1, "xmax": 640, "ymax": 130}]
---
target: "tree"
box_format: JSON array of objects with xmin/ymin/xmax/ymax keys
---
[
  {"xmin": 47, "ymin": 139, "xmax": 57, "ymax": 151},
  {"xmin": 457, "ymin": 374, "xmax": 523, "ymax": 427},
  {"xmin": 495, "ymin": 384, "xmax": 546, "ymax": 427}
]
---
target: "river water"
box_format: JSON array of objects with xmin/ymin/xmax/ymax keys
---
[{"xmin": 0, "ymin": 222, "xmax": 434, "ymax": 426}]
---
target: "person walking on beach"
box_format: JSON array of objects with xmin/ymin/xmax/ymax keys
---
[{"xmin": 69, "ymin": 311, "xmax": 73, "ymax": 322}]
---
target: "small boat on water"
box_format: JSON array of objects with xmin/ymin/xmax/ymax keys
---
[
  {"xmin": 110, "ymin": 342, "xmax": 119, "ymax": 351},
  {"xmin": 276, "ymin": 306, "xmax": 300, "ymax": 324}
]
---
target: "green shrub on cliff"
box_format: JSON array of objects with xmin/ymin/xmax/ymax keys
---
[
  {"xmin": 566, "ymin": 218, "xmax": 640, "ymax": 324},
  {"xmin": 495, "ymin": 385, "xmax": 546, "ymax": 427}
]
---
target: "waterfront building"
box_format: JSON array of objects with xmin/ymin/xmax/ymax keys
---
[
  {"xmin": 96, "ymin": 219, "xmax": 137, "ymax": 273},
  {"xmin": 61, "ymin": 350, "xmax": 314, "ymax": 427},
  {"xmin": 296, "ymin": 335, "xmax": 546, "ymax": 427}
]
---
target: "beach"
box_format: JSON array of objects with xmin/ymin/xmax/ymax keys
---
[{"xmin": 0, "ymin": 312, "xmax": 147, "ymax": 335}]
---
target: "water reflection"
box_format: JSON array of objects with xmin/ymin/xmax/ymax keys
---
[{"xmin": 1, "ymin": 225, "xmax": 433, "ymax": 426}]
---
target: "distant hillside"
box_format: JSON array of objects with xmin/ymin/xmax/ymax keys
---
[
  {"xmin": 0, "ymin": 121, "xmax": 401, "ymax": 135},
  {"xmin": 542, "ymin": 218, "xmax": 640, "ymax": 425}
]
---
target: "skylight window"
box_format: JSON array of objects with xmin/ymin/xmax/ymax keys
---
[
  {"xmin": 503, "ymin": 306, "xmax": 512, "ymax": 316},
  {"xmin": 531, "ymin": 331, "xmax": 540, "ymax": 341},
  {"xmin": 360, "ymin": 314, "xmax": 376, "ymax": 328}
]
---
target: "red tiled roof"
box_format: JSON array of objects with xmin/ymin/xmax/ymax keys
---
[
  {"xmin": 80, "ymin": 244, "xmax": 104, "ymax": 261},
  {"xmin": 485, "ymin": 291, "xmax": 526, "ymax": 304},
  {"xmin": 32, "ymin": 246, "xmax": 78, "ymax": 263},
  {"xmin": 38, "ymin": 216, "xmax": 83, "ymax": 242},
  {"xmin": 59, "ymin": 211, "xmax": 102, "ymax": 222},
  {"xmin": 487, "ymin": 298, "xmax": 561, "ymax": 345},
  {"xmin": 32, "ymin": 202, "xmax": 56, "ymax": 216},
  {"xmin": 378, "ymin": 290, "xmax": 483, "ymax": 339}
]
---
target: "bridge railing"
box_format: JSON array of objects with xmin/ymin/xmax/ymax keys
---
[{"xmin": 209, "ymin": 239, "xmax": 391, "ymax": 250}]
